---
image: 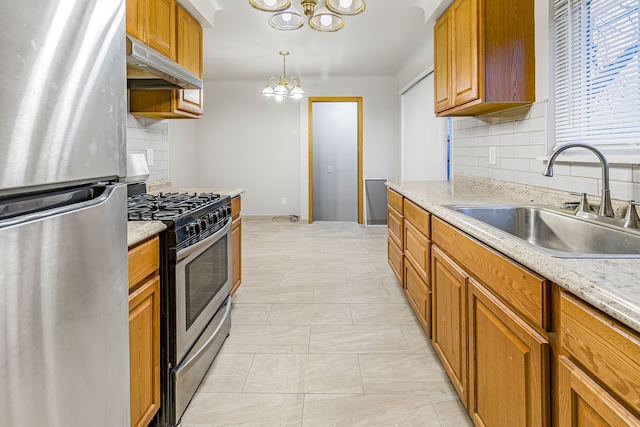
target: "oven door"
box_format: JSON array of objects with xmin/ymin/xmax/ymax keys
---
[{"xmin": 175, "ymin": 219, "xmax": 232, "ymax": 362}]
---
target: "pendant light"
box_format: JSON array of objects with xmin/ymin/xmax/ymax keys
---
[
  {"xmin": 249, "ymin": 0, "xmax": 291, "ymax": 12},
  {"xmin": 261, "ymin": 51, "xmax": 305, "ymax": 101},
  {"xmin": 249, "ymin": 0, "xmax": 365, "ymax": 32}
]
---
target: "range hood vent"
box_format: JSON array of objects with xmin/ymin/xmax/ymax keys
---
[{"xmin": 126, "ymin": 36, "xmax": 202, "ymax": 90}]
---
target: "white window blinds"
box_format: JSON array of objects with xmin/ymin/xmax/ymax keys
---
[{"xmin": 553, "ymin": 0, "xmax": 640, "ymax": 148}]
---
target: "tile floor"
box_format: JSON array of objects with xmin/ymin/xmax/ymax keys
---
[{"xmin": 180, "ymin": 218, "xmax": 473, "ymax": 427}]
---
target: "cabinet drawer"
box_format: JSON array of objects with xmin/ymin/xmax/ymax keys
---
[
  {"xmin": 387, "ymin": 188, "xmax": 403, "ymax": 213},
  {"xmin": 387, "ymin": 205, "xmax": 403, "ymax": 249},
  {"xmin": 231, "ymin": 195, "xmax": 241, "ymax": 219},
  {"xmin": 403, "ymin": 199, "xmax": 431, "ymax": 238},
  {"xmin": 432, "ymin": 217, "xmax": 549, "ymax": 331},
  {"xmin": 387, "ymin": 237, "xmax": 403, "ymax": 286},
  {"xmin": 560, "ymin": 292, "xmax": 640, "ymax": 414},
  {"xmin": 128, "ymin": 236, "xmax": 160, "ymax": 291},
  {"xmin": 405, "ymin": 259, "xmax": 431, "ymax": 337},
  {"xmin": 404, "ymin": 220, "xmax": 430, "ymax": 285}
]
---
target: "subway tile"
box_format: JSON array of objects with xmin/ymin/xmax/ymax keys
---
[
  {"xmin": 608, "ymin": 180, "xmax": 640, "ymax": 201},
  {"xmin": 497, "ymin": 146, "xmax": 514, "ymax": 158},
  {"xmin": 454, "ymin": 135, "xmax": 477, "ymax": 146},
  {"xmin": 513, "ymin": 170, "xmax": 550, "ymax": 188},
  {"xmin": 500, "ymin": 158, "xmax": 530, "ymax": 171},
  {"xmin": 478, "ymin": 135, "xmax": 501, "ymax": 147},
  {"xmin": 138, "ymin": 128, "xmax": 164, "ymax": 140},
  {"xmin": 526, "ymin": 102, "xmax": 547, "ymax": 119},
  {"xmin": 455, "ymin": 156, "xmax": 479, "ymax": 167},
  {"xmin": 513, "ymin": 116, "xmax": 546, "ymax": 133},
  {"xmin": 529, "ymin": 130, "xmax": 547, "ymax": 146},
  {"xmin": 529, "ymin": 158, "xmax": 546, "ymax": 172},
  {"xmin": 469, "ymin": 125, "xmax": 491, "ymax": 137},
  {"xmin": 499, "ymin": 106, "xmax": 529, "ymax": 122},
  {"xmin": 487, "ymin": 168, "xmax": 515, "ymax": 182},
  {"xmin": 453, "ymin": 128, "xmax": 471, "ymax": 139},
  {"xmin": 513, "ymin": 145, "xmax": 545, "ymax": 159},
  {"xmin": 547, "ymin": 174, "xmax": 599, "ymax": 195},
  {"xmin": 488, "ymin": 122, "xmax": 514, "ymax": 136},
  {"xmin": 500, "ymin": 132, "xmax": 530, "ymax": 146}
]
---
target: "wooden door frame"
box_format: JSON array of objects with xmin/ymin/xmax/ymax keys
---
[{"xmin": 308, "ymin": 97, "xmax": 363, "ymax": 224}]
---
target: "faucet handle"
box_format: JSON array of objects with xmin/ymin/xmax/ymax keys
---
[
  {"xmin": 623, "ymin": 200, "xmax": 640, "ymax": 229},
  {"xmin": 570, "ymin": 192, "xmax": 594, "ymax": 213}
]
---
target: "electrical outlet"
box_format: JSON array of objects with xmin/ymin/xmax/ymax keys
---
[
  {"xmin": 489, "ymin": 147, "xmax": 497, "ymax": 165},
  {"xmin": 281, "ymin": 197, "xmax": 287, "ymax": 205},
  {"xmin": 146, "ymin": 148, "xmax": 155, "ymax": 166},
  {"xmin": 328, "ymin": 165, "xmax": 333, "ymax": 173}
]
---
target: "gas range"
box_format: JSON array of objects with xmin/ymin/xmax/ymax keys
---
[
  {"xmin": 126, "ymin": 191, "xmax": 233, "ymax": 427},
  {"xmin": 127, "ymin": 192, "xmax": 232, "ymax": 250}
]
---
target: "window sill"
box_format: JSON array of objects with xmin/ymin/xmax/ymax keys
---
[{"xmin": 538, "ymin": 150, "xmax": 640, "ymax": 165}]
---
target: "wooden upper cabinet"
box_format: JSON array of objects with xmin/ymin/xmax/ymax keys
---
[
  {"xmin": 434, "ymin": 11, "xmax": 452, "ymax": 112},
  {"xmin": 146, "ymin": 0, "xmax": 176, "ymax": 60},
  {"xmin": 434, "ymin": 0, "xmax": 535, "ymax": 117},
  {"xmin": 177, "ymin": 6, "xmax": 203, "ymax": 78},
  {"xmin": 126, "ymin": 0, "xmax": 145, "ymax": 41},
  {"xmin": 129, "ymin": 4, "xmax": 204, "ymax": 119},
  {"xmin": 451, "ymin": 0, "xmax": 479, "ymax": 106}
]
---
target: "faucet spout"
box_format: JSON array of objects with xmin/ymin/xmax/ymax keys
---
[{"xmin": 542, "ymin": 143, "xmax": 614, "ymax": 217}]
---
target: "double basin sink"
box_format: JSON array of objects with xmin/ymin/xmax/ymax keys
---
[{"xmin": 445, "ymin": 204, "xmax": 640, "ymax": 258}]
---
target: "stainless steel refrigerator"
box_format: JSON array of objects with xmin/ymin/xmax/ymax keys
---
[{"xmin": 0, "ymin": 1, "xmax": 130, "ymax": 426}]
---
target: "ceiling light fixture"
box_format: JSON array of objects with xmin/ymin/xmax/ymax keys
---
[
  {"xmin": 261, "ymin": 51, "xmax": 305, "ymax": 101},
  {"xmin": 250, "ymin": 0, "xmax": 365, "ymax": 32}
]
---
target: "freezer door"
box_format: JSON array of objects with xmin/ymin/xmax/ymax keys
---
[
  {"xmin": 0, "ymin": 184, "xmax": 130, "ymax": 427},
  {"xmin": 0, "ymin": 0, "xmax": 126, "ymax": 194}
]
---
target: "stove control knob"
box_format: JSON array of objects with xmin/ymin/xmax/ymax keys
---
[
  {"xmin": 184, "ymin": 227, "xmax": 191, "ymax": 237},
  {"xmin": 191, "ymin": 221, "xmax": 200, "ymax": 235},
  {"xmin": 226, "ymin": 206, "xmax": 232, "ymax": 217},
  {"xmin": 200, "ymin": 218, "xmax": 208, "ymax": 230},
  {"xmin": 213, "ymin": 211, "xmax": 220, "ymax": 222}
]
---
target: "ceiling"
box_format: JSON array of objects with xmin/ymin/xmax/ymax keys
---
[{"xmin": 185, "ymin": 0, "xmax": 447, "ymax": 81}]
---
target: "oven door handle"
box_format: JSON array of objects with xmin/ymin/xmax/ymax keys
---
[
  {"xmin": 176, "ymin": 219, "xmax": 231, "ymax": 262},
  {"xmin": 173, "ymin": 299, "xmax": 232, "ymax": 375}
]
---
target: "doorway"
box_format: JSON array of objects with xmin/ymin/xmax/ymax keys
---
[{"xmin": 308, "ymin": 97, "xmax": 363, "ymax": 224}]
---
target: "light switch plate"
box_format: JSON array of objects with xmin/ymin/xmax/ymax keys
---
[
  {"xmin": 146, "ymin": 148, "xmax": 155, "ymax": 166},
  {"xmin": 489, "ymin": 147, "xmax": 497, "ymax": 165},
  {"xmin": 328, "ymin": 165, "xmax": 333, "ymax": 173}
]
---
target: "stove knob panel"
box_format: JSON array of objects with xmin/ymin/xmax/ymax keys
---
[{"xmin": 200, "ymin": 218, "xmax": 208, "ymax": 230}]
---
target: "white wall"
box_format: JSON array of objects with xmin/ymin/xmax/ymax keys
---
[
  {"xmin": 175, "ymin": 77, "xmax": 401, "ymax": 218},
  {"xmin": 168, "ymin": 119, "xmax": 198, "ymax": 187}
]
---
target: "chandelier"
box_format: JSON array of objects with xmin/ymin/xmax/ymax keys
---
[
  {"xmin": 261, "ymin": 51, "xmax": 305, "ymax": 101},
  {"xmin": 249, "ymin": 0, "xmax": 366, "ymax": 32}
]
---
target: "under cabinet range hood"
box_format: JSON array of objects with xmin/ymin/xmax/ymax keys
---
[{"xmin": 126, "ymin": 36, "xmax": 202, "ymax": 90}]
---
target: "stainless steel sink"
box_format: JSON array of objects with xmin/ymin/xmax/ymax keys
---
[{"xmin": 445, "ymin": 204, "xmax": 640, "ymax": 258}]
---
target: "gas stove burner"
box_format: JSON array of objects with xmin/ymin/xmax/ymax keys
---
[{"xmin": 127, "ymin": 192, "xmax": 222, "ymax": 221}]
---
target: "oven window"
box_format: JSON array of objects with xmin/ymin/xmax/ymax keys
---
[{"xmin": 185, "ymin": 235, "xmax": 228, "ymax": 329}]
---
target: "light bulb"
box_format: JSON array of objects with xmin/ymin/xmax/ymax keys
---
[
  {"xmin": 339, "ymin": 0, "xmax": 352, "ymax": 8},
  {"xmin": 282, "ymin": 12, "xmax": 292, "ymax": 22},
  {"xmin": 264, "ymin": 0, "xmax": 277, "ymax": 6},
  {"xmin": 320, "ymin": 14, "xmax": 332, "ymax": 27}
]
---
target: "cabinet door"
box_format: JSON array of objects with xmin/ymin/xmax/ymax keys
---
[
  {"xmin": 468, "ymin": 279, "xmax": 550, "ymax": 427},
  {"xmin": 146, "ymin": 0, "xmax": 176, "ymax": 60},
  {"xmin": 129, "ymin": 276, "xmax": 161, "ymax": 427},
  {"xmin": 431, "ymin": 245, "xmax": 468, "ymax": 406},
  {"xmin": 558, "ymin": 356, "xmax": 640, "ymax": 427},
  {"xmin": 387, "ymin": 206, "xmax": 403, "ymax": 249},
  {"xmin": 434, "ymin": 10, "xmax": 452, "ymax": 112},
  {"xmin": 126, "ymin": 0, "xmax": 145, "ymax": 40},
  {"xmin": 176, "ymin": 89, "xmax": 203, "ymax": 116},
  {"xmin": 231, "ymin": 216, "xmax": 242, "ymax": 296},
  {"xmin": 405, "ymin": 258, "xmax": 431, "ymax": 338},
  {"xmin": 451, "ymin": 0, "xmax": 479, "ymax": 106},
  {"xmin": 404, "ymin": 220, "xmax": 430, "ymax": 283},
  {"xmin": 387, "ymin": 237, "xmax": 403, "ymax": 286},
  {"xmin": 177, "ymin": 6, "xmax": 203, "ymax": 77}
]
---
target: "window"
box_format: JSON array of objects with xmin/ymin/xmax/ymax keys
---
[{"xmin": 553, "ymin": 0, "xmax": 640, "ymax": 152}]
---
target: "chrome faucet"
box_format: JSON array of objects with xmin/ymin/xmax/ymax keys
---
[{"xmin": 542, "ymin": 143, "xmax": 615, "ymax": 217}]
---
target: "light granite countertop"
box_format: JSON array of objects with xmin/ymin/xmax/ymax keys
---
[
  {"xmin": 388, "ymin": 179, "xmax": 640, "ymax": 334},
  {"xmin": 127, "ymin": 221, "xmax": 167, "ymax": 248}
]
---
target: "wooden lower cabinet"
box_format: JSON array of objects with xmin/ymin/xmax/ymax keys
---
[
  {"xmin": 129, "ymin": 89, "xmax": 202, "ymax": 119},
  {"xmin": 431, "ymin": 245, "xmax": 468, "ymax": 406},
  {"xmin": 558, "ymin": 356, "xmax": 640, "ymax": 427},
  {"xmin": 231, "ymin": 195, "xmax": 242, "ymax": 296},
  {"xmin": 128, "ymin": 236, "xmax": 161, "ymax": 427},
  {"xmin": 468, "ymin": 279, "xmax": 550, "ymax": 427},
  {"xmin": 387, "ymin": 236, "xmax": 403, "ymax": 286},
  {"xmin": 405, "ymin": 258, "xmax": 431, "ymax": 337}
]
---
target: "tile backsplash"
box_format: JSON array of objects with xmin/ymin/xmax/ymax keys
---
[
  {"xmin": 452, "ymin": 101, "xmax": 640, "ymax": 202},
  {"xmin": 126, "ymin": 114, "xmax": 169, "ymax": 182}
]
